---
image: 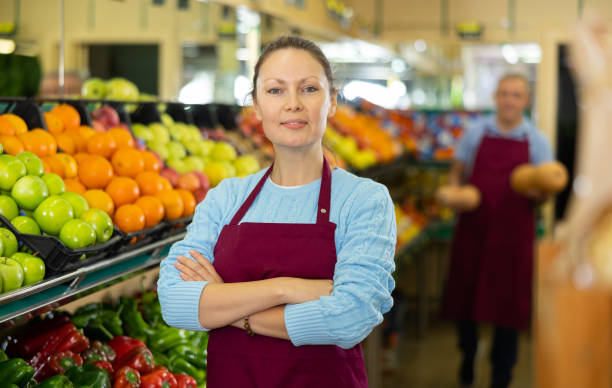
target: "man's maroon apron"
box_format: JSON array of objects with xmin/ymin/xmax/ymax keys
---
[
  {"xmin": 442, "ymin": 130, "xmax": 535, "ymax": 330},
  {"xmin": 207, "ymin": 160, "xmax": 368, "ymax": 387}
]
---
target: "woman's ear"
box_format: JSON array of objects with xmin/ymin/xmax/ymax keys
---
[{"xmin": 328, "ymin": 88, "xmax": 338, "ymax": 118}]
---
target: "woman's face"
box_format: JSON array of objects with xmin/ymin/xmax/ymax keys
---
[{"xmin": 253, "ymin": 48, "xmax": 337, "ymax": 151}]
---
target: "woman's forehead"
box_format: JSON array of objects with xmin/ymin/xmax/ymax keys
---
[{"xmin": 258, "ymin": 49, "xmax": 326, "ymax": 82}]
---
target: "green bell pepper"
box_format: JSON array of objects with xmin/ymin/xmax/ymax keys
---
[
  {"xmin": 148, "ymin": 326, "xmax": 190, "ymax": 352},
  {"xmin": 119, "ymin": 297, "xmax": 155, "ymax": 339},
  {"xmin": 36, "ymin": 375, "xmax": 74, "ymax": 388},
  {"xmin": 0, "ymin": 358, "xmax": 35, "ymax": 386},
  {"xmin": 168, "ymin": 354, "xmax": 205, "ymax": 384},
  {"xmin": 168, "ymin": 345, "xmax": 206, "ymax": 369},
  {"xmin": 151, "ymin": 351, "xmax": 169, "ymax": 368},
  {"xmin": 0, "ymin": 349, "xmax": 8, "ymax": 363},
  {"xmin": 65, "ymin": 364, "xmax": 110, "ymax": 388}
]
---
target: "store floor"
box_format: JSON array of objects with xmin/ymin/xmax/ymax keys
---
[{"xmin": 381, "ymin": 322, "xmax": 533, "ymax": 388}]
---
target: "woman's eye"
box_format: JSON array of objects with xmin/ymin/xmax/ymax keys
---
[
  {"xmin": 303, "ymin": 86, "xmax": 318, "ymax": 93},
  {"xmin": 267, "ymin": 88, "xmax": 282, "ymax": 94}
]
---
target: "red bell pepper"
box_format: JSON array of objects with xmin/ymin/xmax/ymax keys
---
[
  {"xmin": 82, "ymin": 340, "xmax": 117, "ymax": 364},
  {"xmin": 108, "ymin": 336, "xmax": 146, "ymax": 363},
  {"xmin": 8, "ymin": 316, "xmax": 71, "ymax": 359},
  {"xmin": 174, "ymin": 374, "xmax": 197, "ymax": 388},
  {"xmin": 55, "ymin": 327, "xmax": 90, "ymax": 354},
  {"xmin": 90, "ymin": 360, "xmax": 113, "ymax": 375},
  {"xmin": 141, "ymin": 366, "xmax": 178, "ymax": 388},
  {"xmin": 37, "ymin": 350, "xmax": 83, "ymax": 381},
  {"xmin": 113, "ymin": 345, "xmax": 154, "ymax": 375},
  {"xmin": 113, "ymin": 366, "xmax": 141, "ymax": 388},
  {"xmin": 28, "ymin": 322, "xmax": 75, "ymax": 378}
]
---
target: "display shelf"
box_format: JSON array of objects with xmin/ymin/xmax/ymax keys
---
[{"xmin": 0, "ymin": 231, "xmax": 185, "ymax": 327}]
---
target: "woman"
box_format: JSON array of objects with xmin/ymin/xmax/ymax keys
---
[{"xmin": 157, "ymin": 36, "xmax": 396, "ymax": 387}]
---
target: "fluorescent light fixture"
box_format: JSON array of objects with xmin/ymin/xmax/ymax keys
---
[{"xmin": 0, "ymin": 39, "xmax": 16, "ymax": 55}]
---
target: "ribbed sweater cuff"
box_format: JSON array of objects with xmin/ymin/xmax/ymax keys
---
[
  {"xmin": 162, "ymin": 280, "xmax": 209, "ymax": 331},
  {"xmin": 284, "ymin": 301, "xmax": 331, "ymax": 346}
]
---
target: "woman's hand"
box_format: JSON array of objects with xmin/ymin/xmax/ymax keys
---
[
  {"xmin": 175, "ymin": 249, "xmax": 224, "ymax": 283},
  {"xmin": 284, "ymin": 278, "xmax": 333, "ymax": 304}
]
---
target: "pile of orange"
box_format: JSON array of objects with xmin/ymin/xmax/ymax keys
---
[{"xmin": 1, "ymin": 105, "xmax": 196, "ymax": 235}]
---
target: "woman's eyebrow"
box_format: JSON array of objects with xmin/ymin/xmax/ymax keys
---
[{"xmin": 262, "ymin": 76, "xmax": 322, "ymax": 83}]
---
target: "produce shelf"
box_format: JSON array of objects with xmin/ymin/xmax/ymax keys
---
[{"xmin": 0, "ymin": 231, "xmax": 185, "ymax": 326}]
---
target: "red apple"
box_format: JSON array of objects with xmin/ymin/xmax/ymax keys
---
[
  {"xmin": 92, "ymin": 120, "xmax": 107, "ymax": 133},
  {"xmin": 194, "ymin": 188, "xmax": 208, "ymax": 203},
  {"xmin": 160, "ymin": 167, "xmax": 179, "ymax": 187},
  {"xmin": 92, "ymin": 106, "xmax": 120, "ymax": 129},
  {"xmin": 134, "ymin": 142, "xmax": 146, "ymax": 151},
  {"xmin": 192, "ymin": 171, "xmax": 211, "ymax": 192}
]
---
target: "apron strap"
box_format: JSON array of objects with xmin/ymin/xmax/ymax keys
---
[{"xmin": 229, "ymin": 158, "xmax": 333, "ymax": 226}]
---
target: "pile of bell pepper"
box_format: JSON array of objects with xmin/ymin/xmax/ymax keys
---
[{"xmin": 0, "ymin": 291, "xmax": 207, "ymax": 387}]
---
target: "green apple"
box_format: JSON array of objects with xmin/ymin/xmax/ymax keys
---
[
  {"xmin": 34, "ymin": 196, "xmax": 74, "ymax": 236},
  {"xmin": 0, "ymin": 155, "xmax": 27, "ymax": 191},
  {"xmin": 106, "ymin": 77, "xmax": 139, "ymax": 101},
  {"xmin": 132, "ymin": 123, "xmax": 153, "ymax": 142},
  {"xmin": 11, "ymin": 216, "xmax": 41, "ymax": 235},
  {"xmin": 166, "ymin": 141, "xmax": 187, "ymax": 160},
  {"xmin": 60, "ymin": 192, "xmax": 89, "ymax": 218},
  {"xmin": 0, "ymin": 228, "xmax": 18, "ymax": 257},
  {"xmin": 59, "ymin": 219, "xmax": 96, "ymax": 249},
  {"xmin": 0, "ymin": 257, "xmax": 23, "ymax": 293},
  {"xmin": 16, "ymin": 152, "xmax": 44, "ymax": 177},
  {"xmin": 220, "ymin": 162, "xmax": 236, "ymax": 178},
  {"xmin": 210, "ymin": 142, "xmax": 237, "ymax": 162},
  {"xmin": 168, "ymin": 124, "xmax": 185, "ymax": 142},
  {"xmin": 185, "ymin": 126, "xmax": 203, "ymax": 142},
  {"xmin": 81, "ymin": 208, "xmax": 113, "ymax": 244},
  {"xmin": 204, "ymin": 161, "xmax": 230, "ymax": 187},
  {"xmin": 233, "ymin": 155, "xmax": 260, "ymax": 177},
  {"xmin": 335, "ymin": 136, "xmax": 358, "ymax": 159},
  {"xmin": 11, "ymin": 252, "xmax": 44, "ymax": 286},
  {"xmin": 149, "ymin": 123, "xmax": 170, "ymax": 143},
  {"xmin": 183, "ymin": 156, "xmax": 206, "ymax": 172},
  {"xmin": 0, "ymin": 195, "xmax": 19, "ymax": 220},
  {"xmin": 349, "ymin": 149, "xmax": 378, "ymax": 170},
  {"xmin": 187, "ymin": 139, "xmax": 215, "ymax": 158},
  {"xmin": 41, "ymin": 173, "xmax": 66, "ymax": 196},
  {"xmin": 81, "ymin": 77, "xmax": 107, "ymax": 99},
  {"xmin": 160, "ymin": 113, "xmax": 175, "ymax": 127},
  {"xmin": 166, "ymin": 158, "xmax": 188, "ymax": 174},
  {"xmin": 11, "ymin": 175, "xmax": 50, "ymax": 211},
  {"xmin": 146, "ymin": 140, "xmax": 170, "ymax": 160}
]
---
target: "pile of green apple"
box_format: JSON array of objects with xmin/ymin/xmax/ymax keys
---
[
  {"xmin": 0, "ymin": 152, "xmax": 114, "ymax": 252},
  {"xmin": 132, "ymin": 114, "xmax": 260, "ymax": 187},
  {"xmin": 324, "ymin": 126, "xmax": 378, "ymax": 170},
  {"xmin": 0, "ymin": 230, "xmax": 46, "ymax": 293}
]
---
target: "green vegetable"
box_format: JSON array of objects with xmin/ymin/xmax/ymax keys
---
[
  {"xmin": 65, "ymin": 364, "xmax": 110, "ymax": 388},
  {"xmin": 168, "ymin": 354, "xmax": 205, "ymax": 384},
  {"xmin": 168, "ymin": 345, "xmax": 206, "ymax": 369},
  {"xmin": 0, "ymin": 358, "xmax": 35, "ymax": 386},
  {"xmin": 119, "ymin": 297, "xmax": 155, "ymax": 339},
  {"xmin": 0, "ymin": 348, "xmax": 8, "ymax": 363},
  {"xmin": 36, "ymin": 375, "xmax": 74, "ymax": 388},
  {"xmin": 148, "ymin": 326, "xmax": 190, "ymax": 353}
]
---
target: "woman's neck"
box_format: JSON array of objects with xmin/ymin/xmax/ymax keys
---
[{"xmin": 269, "ymin": 145, "xmax": 324, "ymax": 186}]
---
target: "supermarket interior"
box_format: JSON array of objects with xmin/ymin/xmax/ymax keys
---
[{"xmin": 0, "ymin": 0, "xmax": 611, "ymax": 387}]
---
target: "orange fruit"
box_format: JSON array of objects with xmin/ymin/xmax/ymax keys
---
[
  {"xmin": 141, "ymin": 151, "xmax": 161, "ymax": 172},
  {"xmin": 155, "ymin": 190, "xmax": 184, "ymax": 221},
  {"xmin": 134, "ymin": 195, "xmax": 165, "ymax": 228},
  {"xmin": 56, "ymin": 153, "xmax": 78, "ymax": 179},
  {"xmin": 135, "ymin": 171, "xmax": 164, "ymax": 196},
  {"xmin": 111, "ymin": 148, "xmax": 145, "ymax": 178},
  {"xmin": 0, "ymin": 116, "xmax": 16, "ymax": 135},
  {"xmin": 83, "ymin": 189, "xmax": 115, "ymax": 216},
  {"xmin": 44, "ymin": 112, "xmax": 64, "ymax": 134},
  {"xmin": 176, "ymin": 189, "xmax": 196, "ymax": 217},
  {"xmin": 177, "ymin": 173, "xmax": 200, "ymax": 192},
  {"xmin": 159, "ymin": 177, "xmax": 172, "ymax": 191},
  {"xmin": 0, "ymin": 135, "xmax": 24, "ymax": 156},
  {"xmin": 114, "ymin": 204, "xmax": 145, "ymax": 233},
  {"xmin": 2, "ymin": 114, "xmax": 27, "ymax": 134},
  {"xmin": 105, "ymin": 177, "xmax": 140, "ymax": 207},
  {"xmin": 50, "ymin": 104, "xmax": 80, "ymax": 130},
  {"xmin": 44, "ymin": 155, "xmax": 66, "ymax": 178},
  {"xmin": 19, "ymin": 129, "xmax": 57, "ymax": 158},
  {"xmin": 78, "ymin": 155, "xmax": 114, "ymax": 189},
  {"xmin": 64, "ymin": 178, "xmax": 86, "ymax": 195},
  {"xmin": 55, "ymin": 133, "xmax": 76, "ymax": 154},
  {"xmin": 108, "ymin": 127, "xmax": 134, "ymax": 149},
  {"xmin": 86, "ymin": 132, "xmax": 117, "ymax": 159},
  {"xmin": 42, "ymin": 158, "xmax": 51, "ymax": 173},
  {"xmin": 68, "ymin": 125, "xmax": 96, "ymax": 152},
  {"xmin": 74, "ymin": 152, "xmax": 92, "ymax": 165}
]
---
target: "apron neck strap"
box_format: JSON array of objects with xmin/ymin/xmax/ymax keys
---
[{"xmin": 229, "ymin": 158, "xmax": 332, "ymax": 226}]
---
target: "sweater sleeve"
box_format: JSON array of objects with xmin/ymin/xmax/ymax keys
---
[
  {"xmin": 157, "ymin": 179, "xmax": 232, "ymax": 331},
  {"xmin": 284, "ymin": 182, "xmax": 397, "ymax": 349}
]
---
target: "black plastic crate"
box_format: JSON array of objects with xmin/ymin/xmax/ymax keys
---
[
  {"xmin": 114, "ymin": 221, "xmax": 168, "ymax": 253},
  {"xmin": 158, "ymin": 215, "xmax": 192, "ymax": 239},
  {"xmin": 0, "ymin": 215, "xmax": 123, "ymax": 275}
]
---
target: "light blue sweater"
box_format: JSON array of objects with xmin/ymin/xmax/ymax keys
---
[{"xmin": 157, "ymin": 167, "xmax": 396, "ymax": 349}]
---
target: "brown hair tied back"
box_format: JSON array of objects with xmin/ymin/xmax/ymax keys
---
[{"xmin": 251, "ymin": 36, "xmax": 336, "ymax": 100}]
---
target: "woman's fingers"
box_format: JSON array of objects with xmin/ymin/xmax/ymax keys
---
[
  {"xmin": 190, "ymin": 250, "xmax": 224, "ymax": 283},
  {"xmin": 175, "ymin": 255, "xmax": 212, "ymax": 281}
]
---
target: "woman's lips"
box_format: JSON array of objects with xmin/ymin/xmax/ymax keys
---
[{"xmin": 281, "ymin": 120, "xmax": 307, "ymax": 129}]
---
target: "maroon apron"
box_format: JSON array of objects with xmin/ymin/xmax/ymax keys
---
[
  {"xmin": 442, "ymin": 129, "xmax": 535, "ymax": 330},
  {"xmin": 207, "ymin": 160, "xmax": 368, "ymax": 388}
]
